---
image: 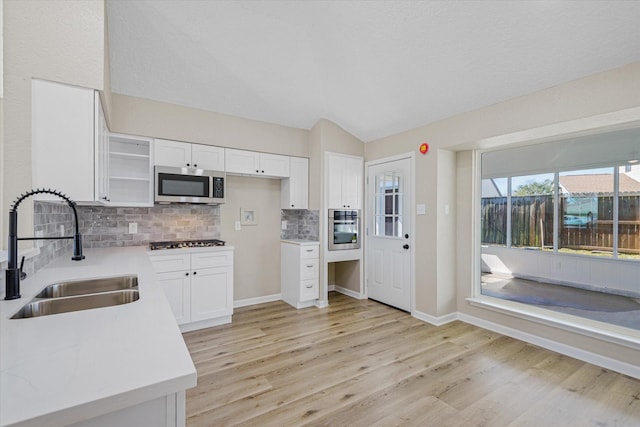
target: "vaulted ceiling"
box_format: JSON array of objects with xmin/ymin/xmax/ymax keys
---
[{"xmin": 107, "ymin": 1, "xmax": 640, "ymax": 142}]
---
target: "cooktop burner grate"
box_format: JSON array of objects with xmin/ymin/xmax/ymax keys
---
[{"xmin": 149, "ymin": 239, "xmax": 226, "ymax": 250}]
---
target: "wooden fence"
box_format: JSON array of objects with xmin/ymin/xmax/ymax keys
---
[{"xmin": 481, "ymin": 195, "xmax": 640, "ymax": 254}]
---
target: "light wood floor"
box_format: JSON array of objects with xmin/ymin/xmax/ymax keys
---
[{"xmin": 183, "ymin": 292, "xmax": 640, "ymax": 426}]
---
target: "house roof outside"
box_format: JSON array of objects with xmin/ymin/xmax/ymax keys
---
[{"xmin": 559, "ymin": 173, "xmax": 640, "ymax": 195}]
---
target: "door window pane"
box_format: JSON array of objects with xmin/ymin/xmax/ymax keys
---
[
  {"xmin": 559, "ymin": 168, "xmax": 614, "ymax": 257},
  {"xmin": 374, "ymin": 172, "xmax": 403, "ymax": 237},
  {"xmin": 511, "ymin": 174, "xmax": 554, "ymax": 249}
]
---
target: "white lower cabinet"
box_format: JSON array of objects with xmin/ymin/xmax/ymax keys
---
[
  {"xmin": 156, "ymin": 271, "xmax": 191, "ymax": 325},
  {"xmin": 70, "ymin": 392, "xmax": 185, "ymax": 427},
  {"xmin": 149, "ymin": 249, "xmax": 234, "ymax": 331},
  {"xmin": 281, "ymin": 241, "xmax": 320, "ymax": 309}
]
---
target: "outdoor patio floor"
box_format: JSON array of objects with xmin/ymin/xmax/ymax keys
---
[{"xmin": 481, "ymin": 273, "xmax": 640, "ymax": 330}]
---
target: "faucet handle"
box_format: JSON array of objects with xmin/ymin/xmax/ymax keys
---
[{"xmin": 19, "ymin": 256, "xmax": 27, "ymax": 280}]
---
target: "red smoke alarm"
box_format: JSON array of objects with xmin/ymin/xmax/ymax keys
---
[{"xmin": 419, "ymin": 143, "xmax": 429, "ymax": 154}]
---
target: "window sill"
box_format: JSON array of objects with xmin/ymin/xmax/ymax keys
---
[{"xmin": 466, "ymin": 295, "xmax": 640, "ymax": 350}]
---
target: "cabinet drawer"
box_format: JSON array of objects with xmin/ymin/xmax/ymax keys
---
[
  {"xmin": 149, "ymin": 253, "xmax": 191, "ymax": 273},
  {"xmin": 300, "ymin": 245, "xmax": 319, "ymax": 259},
  {"xmin": 300, "ymin": 280, "xmax": 318, "ymax": 301},
  {"xmin": 300, "ymin": 259, "xmax": 319, "ymax": 281},
  {"xmin": 191, "ymin": 251, "xmax": 233, "ymax": 269}
]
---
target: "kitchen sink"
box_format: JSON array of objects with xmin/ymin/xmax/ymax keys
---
[
  {"xmin": 11, "ymin": 289, "xmax": 140, "ymax": 319},
  {"xmin": 34, "ymin": 275, "xmax": 139, "ymax": 298}
]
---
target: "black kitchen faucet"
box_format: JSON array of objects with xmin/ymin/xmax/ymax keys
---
[{"xmin": 4, "ymin": 189, "xmax": 85, "ymax": 300}]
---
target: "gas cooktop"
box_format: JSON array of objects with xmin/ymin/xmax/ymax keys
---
[{"xmin": 149, "ymin": 239, "xmax": 226, "ymax": 250}]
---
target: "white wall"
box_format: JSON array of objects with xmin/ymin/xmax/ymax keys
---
[
  {"xmin": 2, "ymin": 0, "xmax": 106, "ymax": 247},
  {"xmin": 368, "ymin": 62, "xmax": 640, "ymax": 368},
  {"xmin": 220, "ymin": 176, "xmax": 283, "ymax": 301},
  {"xmin": 110, "ymin": 94, "xmax": 308, "ymax": 157}
]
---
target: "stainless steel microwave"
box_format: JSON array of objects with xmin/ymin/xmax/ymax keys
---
[
  {"xmin": 155, "ymin": 166, "xmax": 225, "ymax": 204},
  {"xmin": 328, "ymin": 209, "xmax": 361, "ymax": 250}
]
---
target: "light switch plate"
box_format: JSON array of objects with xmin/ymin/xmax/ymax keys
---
[
  {"xmin": 129, "ymin": 222, "xmax": 138, "ymax": 234},
  {"xmin": 281, "ymin": 220, "xmax": 287, "ymax": 230},
  {"xmin": 416, "ymin": 204, "xmax": 426, "ymax": 215},
  {"xmin": 235, "ymin": 221, "xmax": 241, "ymax": 231}
]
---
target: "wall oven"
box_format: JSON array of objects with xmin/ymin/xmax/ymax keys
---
[
  {"xmin": 328, "ymin": 209, "xmax": 361, "ymax": 250},
  {"xmin": 155, "ymin": 166, "xmax": 225, "ymax": 204}
]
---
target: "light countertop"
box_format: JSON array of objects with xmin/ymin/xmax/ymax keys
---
[
  {"xmin": 280, "ymin": 239, "xmax": 320, "ymax": 246},
  {"xmin": 0, "ymin": 247, "xmax": 197, "ymax": 427}
]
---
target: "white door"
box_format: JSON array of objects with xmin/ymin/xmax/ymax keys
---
[{"xmin": 367, "ymin": 158, "xmax": 412, "ymax": 311}]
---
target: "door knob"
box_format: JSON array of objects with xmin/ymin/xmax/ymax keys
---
[{"xmin": 403, "ymin": 244, "xmax": 409, "ymax": 249}]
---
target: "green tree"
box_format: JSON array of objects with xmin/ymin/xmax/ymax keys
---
[{"xmin": 513, "ymin": 179, "xmax": 554, "ymax": 196}]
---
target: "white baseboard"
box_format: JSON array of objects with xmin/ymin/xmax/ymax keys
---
[
  {"xmin": 457, "ymin": 312, "xmax": 640, "ymax": 379},
  {"xmin": 412, "ymin": 309, "xmax": 459, "ymax": 326},
  {"xmin": 333, "ymin": 285, "xmax": 365, "ymax": 299},
  {"xmin": 179, "ymin": 315, "xmax": 231, "ymax": 332},
  {"xmin": 234, "ymin": 293, "xmax": 282, "ymax": 308}
]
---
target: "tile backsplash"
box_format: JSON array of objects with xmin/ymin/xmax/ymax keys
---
[
  {"xmin": 2, "ymin": 203, "xmax": 315, "ymax": 291},
  {"xmin": 78, "ymin": 204, "xmax": 221, "ymax": 248},
  {"xmin": 281, "ymin": 209, "xmax": 319, "ymax": 241}
]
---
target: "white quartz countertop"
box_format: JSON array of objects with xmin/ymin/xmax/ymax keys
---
[
  {"xmin": 280, "ymin": 239, "xmax": 320, "ymax": 246},
  {"xmin": 0, "ymin": 247, "xmax": 197, "ymax": 427}
]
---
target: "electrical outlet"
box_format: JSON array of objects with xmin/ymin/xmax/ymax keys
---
[
  {"xmin": 281, "ymin": 220, "xmax": 287, "ymax": 230},
  {"xmin": 129, "ymin": 222, "xmax": 138, "ymax": 234},
  {"xmin": 234, "ymin": 221, "xmax": 241, "ymax": 231}
]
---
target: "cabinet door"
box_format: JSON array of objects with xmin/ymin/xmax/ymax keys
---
[
  {"xmin": 281, "ymin": 157, "xmax": 308, "ymax": 209},
  {"xmin": 191, "ymin": 266, "xmax": 233, "ymax": 322},
  {"xmin": 327, "ymin": 153, "xmax": 362, "ymax": 209},
  {"xmin": 154, "ymin": 139, "xmax": 191, "ymax": 168},
  {"xmin": 225, "ymin": 148, "xmax": 260, "ymax": 174},
  {"xmin": 259, "ymin": 153, "xmax": 290, "ymax": 178},
  {"xmin": 327, "ymin": 154, "xmax": 345, "ymax": 209},
  {"xmin": 32, "ymin": 79, "xmax": 96, "ymax": 202},
  {"xmin": 156, "ymin": 271, "xmax": 191, "ymax": 325},
  {"xmin": 95, "ymin": 97, "xmax": 110, "ymax": 204},
  {"xmin": 341, "ymin": 156, "xmax": 363, "ymax": 209},
  {"xmin": 191, "ymin": 144, "xmax": 225, "ymax": 171}
]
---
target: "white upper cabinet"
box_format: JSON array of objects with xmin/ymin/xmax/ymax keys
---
[
  {"xmin": 225, "ymin": 148, "xmax": 290, "ymax": 178},
  {"xmin": 154, "ymin": 139, "xmax": 190, "ymax": 168},
  {"xmin": 282, "ymin": 157, "xmax": 309, "ymax": 209},
  {"xmin": 154, "ymin": 139, "xmax": 224, "ymax": 171},
  {"xmin": 327, "ymin": 153, "xmax": 363, "ymax": 209},
  {"xmin": 191, "ymin": 144, "xmax": 225, "ymax": 171},
  {"xmin": 32, "ymin": 79, "xmax": 97, "ymax": 203}
]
